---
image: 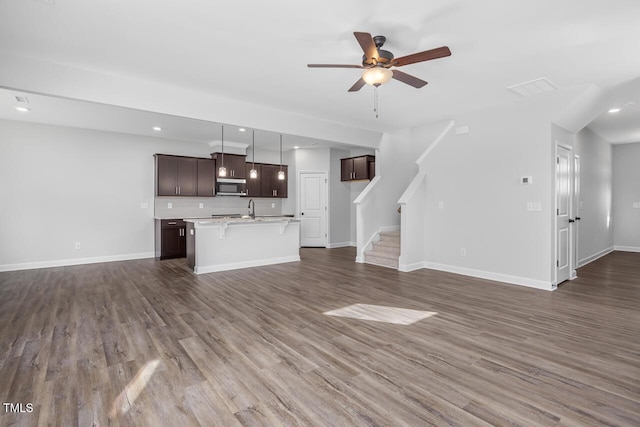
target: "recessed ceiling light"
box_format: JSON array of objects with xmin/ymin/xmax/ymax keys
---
[
  {"xmin": 15, "ymin": 106, "xmax": 30, "ymax": 112},
  {"xmin": 238, "ymin": 128, "xmax": 246, "ymax": 132},
  {"xmin": 152, "ymin": 126, "xmax": 162, "ymax": 131},
  {"xmin": 608, "ymin": 108, "xmax": 621, "ymax": 113},
  {"xmin": 294, "ymin": 146, "xmax": 299, "ymax": 149}
]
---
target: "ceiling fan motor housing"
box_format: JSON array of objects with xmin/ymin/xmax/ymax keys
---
[{"xmin": 362, "ymin": 49, "xmax": 394, "ymax": 67}]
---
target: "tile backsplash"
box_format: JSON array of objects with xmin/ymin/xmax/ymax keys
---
[{"xmin": 154, "ymin": 196, "xmax": 285, "ymax": 219}]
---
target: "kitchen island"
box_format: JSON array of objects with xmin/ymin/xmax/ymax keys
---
[{"xmin": 185, "ymin": 217, "xmax": 300, "ymax": 274}]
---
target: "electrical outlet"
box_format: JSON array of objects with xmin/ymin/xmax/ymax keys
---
[
  {"xmin": 633, "ymin": 202, "xmax": 640, "ymax": 209},
  {"xmin": 438, "ymin": 201, "xmax": 444, "ymax": 209},
  {"xmin": 460, "ymin": 248, "xmax": 466, "ymax": 256},
  {"xmin": 271, "ymin": 203, "xmax": 275, "ymax": 208},
  {"xmin": 167, "ymin": 202, "xmax": 172, "ymax": 209},
  {"xmin": 74, "ymin": 242, "xmax": 81, "ymax": 250},
  {"xmin": 140, "ymin": 202, "xmax": 149, "ymax": 209},
  {"xmin": 199, "ymin": 203, "xmax": 204, "ymax": 209}
]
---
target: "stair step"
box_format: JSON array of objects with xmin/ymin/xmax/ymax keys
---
[
  {"xmin": 364, "ymin": 253, "xmax": 399, "ymax": 269},
  {"xmin": 374, "ymin": 239, "xmax": 399, "ymax": 249},
  {"xmin": 371, "ymin": 241, "xmax": 400, "ymax": 256},
  {"xmin": 379, "ymin": 233, "xmax": 400, "ymax": 244}
]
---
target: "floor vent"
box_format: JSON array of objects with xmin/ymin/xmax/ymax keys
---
[{"xmin": 507, "ymin": 77, "xmax": 558, "ymax": 97}]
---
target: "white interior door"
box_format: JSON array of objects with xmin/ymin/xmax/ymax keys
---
[
  {"xmin": 573, "ymin": 155, "xmax": 581, "ymax": 273},
  {"xmin": 299, "ymin": 172, "xmax": 327, "ymax": 247},
  {"xmin": 556, "ymin": 145, "xmax": 572, "ymax": 284}
]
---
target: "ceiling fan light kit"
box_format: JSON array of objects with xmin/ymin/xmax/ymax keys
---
[
  {"xmin": 362, "ymin": 67, "xmax": 393, "ymax": 86},
  {"xmin": 308, "ymin": 31, "xmax": 451, "ymax": 117}
]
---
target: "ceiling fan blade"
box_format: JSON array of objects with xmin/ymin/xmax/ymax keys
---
[
  {"xmin": 392, "ymin": 70, "xmax": 428, "ymax": 88},
  {"xmin": 354, "ymin": 32, "xmax": 379, "ymax": 63},
  {"xmin": 393, "ymin": 46, "xmax": 451, "ymax": 67},
  {"xmin": 307, "ymin": 64, "xmax": 364, "ymax": 68},
  {"xmin": 348, "ymin": 78, "xmax": 367, "ymax": 92}
]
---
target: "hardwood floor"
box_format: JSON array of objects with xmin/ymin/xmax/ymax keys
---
[{"xmin": 1, "ymin": 248, "xmax": 639, "ymax": 426}]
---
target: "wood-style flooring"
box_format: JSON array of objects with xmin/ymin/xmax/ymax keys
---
[{"xmin": 0, "ymin": 248, "xmax": 639, "ymax": 426}]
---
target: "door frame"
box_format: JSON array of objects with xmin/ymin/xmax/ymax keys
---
[
  {"xmin": 573, "ymin": 154, "xmax": 581, "ymax": 272},
  {"xmin": 297, "ymin": 170, "xmax": 328, "ymax": 247},
  {"xmin": 554, "ymin": 141, "xmax": 577, "ymax": 287}
]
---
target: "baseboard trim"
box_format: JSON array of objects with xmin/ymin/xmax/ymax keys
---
[
  {"xmin": 398, "ymin": 262, "xmax": 425, "ymax": 272},
  {"xmin": 380, "ymin": 225, "xmax": 400, "ymax": 233},
  {"xmin": 0, "ymin": 252, "xmax": 155, "ymax": 272},
  {"xmin": 194, "ymin": 255, "xmax": 300, "ymax": 274},
  {"xmin": 578, "ymin": 246, "xmax": 615, "ymax": 267},
  {"xmin": 422, "ymin": 262, "xmax": 555, "ymax": 291},
  {"xmin": 327, "ymin": 241, "xmax": 356, "ymax": 249},
  {"xmin": 614, "ymin": 245, "xmax": 640, "ymax": 253}
]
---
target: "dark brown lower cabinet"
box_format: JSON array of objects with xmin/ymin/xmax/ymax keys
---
[{"xmin": 155, "ymin": 219, "xmax": 186, "ymax": 260}]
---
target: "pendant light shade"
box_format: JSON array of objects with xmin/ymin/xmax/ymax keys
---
[
  {"xmin": 218, "ymin": 125, "xmax": 227, "ymax": 177},
  {"xmin": 249, "ymin": 130, "xmax": 258, "ymax": 179},
  {"xmin": 278, "ymin": 135, "xmax": 285, "ymax": 180}
]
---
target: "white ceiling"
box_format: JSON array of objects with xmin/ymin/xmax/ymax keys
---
[
  {"xmin": 1, "ymin": 0, "xmax": 640, "ymax": 144},
  {"xmin": 0, "ymin": 88, "xmax": 362, "ymax": 151}
]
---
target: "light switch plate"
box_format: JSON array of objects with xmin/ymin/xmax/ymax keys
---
[
  {"xmin": 438, "ymin": 201, "xmax": 444, "ymax": 209},
  {"xmin": 527, "ymin": 202, "xmax": 542, "ymax": 212},
  {"xmin": 141, "ymin": 202, "xmax": 148, "ymax": 209},
  {"xmin": 633, "ymin": 202, "xmax": 640, "ymax": 208},
  {"xmin": 199, "ymin": 203, "xmax": 204, "ymax": 208}
]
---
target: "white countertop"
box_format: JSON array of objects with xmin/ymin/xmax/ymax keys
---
[
  {"xmin": 155, "ymin": 215, "xmax": 297, "ymax": 221},
  {"xmin": 184, "ymin": 216, "xmax": 299, "ymax": 226}
]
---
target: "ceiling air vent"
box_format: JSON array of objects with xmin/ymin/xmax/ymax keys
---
[
  {"xmin": 15, "ymin": 96, "xmax": 29, "ymax": 104},
  {"xmin": 507, "ymin": 78, "xmax": 558, "ymax": 97}
]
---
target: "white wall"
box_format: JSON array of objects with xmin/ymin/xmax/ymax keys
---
[
  {"xmin": 0, "ymin": 119, "xmax": 292, "ymax": 270},
  {"xmin": 0, "ymin": 119, "xmax": 201, "ymax": 269},
  {"xmin": 416, "ymin": 91, "xmax": 583, "ymax": 289},
  {"xmin": 329, "ymin": 148, "xmax": 352, "ymax": 247},
  {"xmin": 574, "ymin": 127, "xmax": 614, "ymax": 264},
  {"xmin": 613, "ymin": 142, "xmax": 640, "ymax": 251}
]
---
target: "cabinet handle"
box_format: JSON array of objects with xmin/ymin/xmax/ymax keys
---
[
  {"xmin": 175, "ymin": 186, "xmax": 178, "ymax": 194},
  {"xmin": 178, "ymin": 186, "xmax": 181, "ymax": 195},
  {"xmin": 168, "ymin": 222, "xmax": 177, "ymax": 225},
  {"xmin": 275, "ymin": 190, "xmax": 278, "ymax": 197}
]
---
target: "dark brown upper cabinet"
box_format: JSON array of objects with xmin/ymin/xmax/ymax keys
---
[
  {"xmin": 261, "ymin": 164, "xmax": 288, "ymax": 198},
  {"xmin": 341, "ymin": 155, "xmax": 375, "ymax": 181},
  {"xmin": 211, "ymin": 153, "xmax": 246, "ymax": 179},
  {"xmin": 197, "ymin": 158, "xmax": 216, "ymax": 197},
  {"xmin": 245, "ymin": 163, "xmax": 262, "ymax": 198},
  {"xmin": 156, "ymin": 154, "xmax": 198, "ymax": 196}
]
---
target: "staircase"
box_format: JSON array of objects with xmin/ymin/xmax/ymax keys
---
[{"xmin": 364, "ymin": 230, "xmax": 400, "ymax": 269}]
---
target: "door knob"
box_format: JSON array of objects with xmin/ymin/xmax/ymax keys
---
[
  {"xmin": 301, "ymin": 212, "xmax": 304, "ymax": 215},
  {"xmin": 569, "ymin": 219, "xmax": 575, "ymax": 223},
  {"xmin": 575, "ymin": 217, "xmax": 581, "ymax": 221}
]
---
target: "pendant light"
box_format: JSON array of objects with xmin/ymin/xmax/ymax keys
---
[
  {"xmin": 249, "ymin": 130, "xmax": 258, "ymax": 179},
  {"xmin": 278, "ymin": 135, "xmax": 285, "ymax": 180},
  {"xmin": 218, "ymin": 125, "xmax": 227, "ymax": 177}
]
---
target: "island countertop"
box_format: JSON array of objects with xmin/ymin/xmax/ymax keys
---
[
  {"xmin": 185, "ymin": 216, "xmax": 300, "ymax": 274},
  {"xmin": 184, "ymin": 216, "xmax": 299, "ymax": 227}
]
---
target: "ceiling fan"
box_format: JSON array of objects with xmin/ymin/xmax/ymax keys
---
[{"xmin": 308, "ymin": 32, "xmax": 451, "ymax": 92}]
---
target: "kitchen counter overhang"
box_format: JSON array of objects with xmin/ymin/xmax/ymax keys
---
[{"xmin": 184, "ymin": 217, "xmax": 300, "ymax": 274}]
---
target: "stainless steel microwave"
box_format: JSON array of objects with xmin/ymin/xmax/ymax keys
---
[{"xmin": 216, "ymin": 178, "xmax": 247, "ymax": 196}]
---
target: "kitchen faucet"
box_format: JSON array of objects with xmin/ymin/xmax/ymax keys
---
[{"xmin": 248, "ymin": 199, "xmax": 255, "ymax": 219}]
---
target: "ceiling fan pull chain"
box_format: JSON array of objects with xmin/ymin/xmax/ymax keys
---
[{"xmin": 374, "ymin": 85, "xmax": 379, "ymax": 119}]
